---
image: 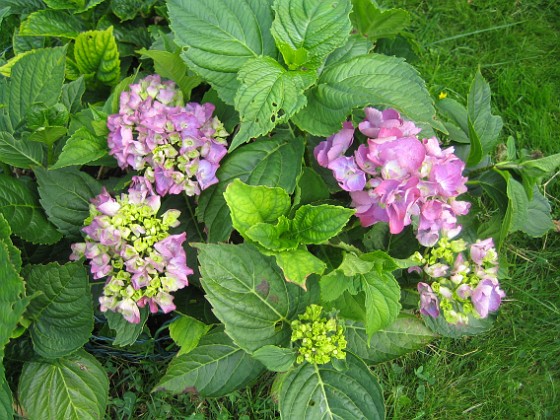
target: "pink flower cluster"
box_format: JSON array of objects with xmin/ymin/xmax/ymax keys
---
[
  {"xmin": 70, "ymin": 188, "xmax": 193, "ymax": 323},
  {"xmin": 107, "ymin": 74, "xmax": 229, "ymax": 197},
  {"xmin": 314, "ymin": 108, "xmax": 471, "ymax": 246},
  {"xmin": 416, "ymin": 238, "xmax": 505, "ymax": 325}
]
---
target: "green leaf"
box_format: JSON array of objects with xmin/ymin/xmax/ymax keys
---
[
  {"xmin": 292, "ymin": 204, "xmax": 354, "ymax": 244},
  {"xmin": 224, "ymin": 179, "xmax": 291, "ymax": 235},
  {"xmin": 293, "ymin": 54, "xmax": 441, "ymax": 136},
  {"xmin": 155, "ymin": 327, "xmax": 264, "ymax": 397},
  {"xmin": 422, "ymin": 313, "xmax": 495, "ymax": 338},
  {"xmin": 74, "ymin": 27, "xmax": 120, "ymax": 86},
  {"xmin": 252, "ymin": 345, "xmax": 296, "ymax": 372},
  {"xmin": 245, "ymin": 218, "xmax": 299, "ymax": 251},
  {"xmin": 0, "ymin": 377, "xmax": 13, "ymax": 419},
  {"xmin": 0, "ymin": 175, "xmax": 62, "ymax": 244},
  {"xmin": 275, "ymin": 249, "xmax": 327, "ymax": 289},
  {"xmin": 505, "ymin": 175, "xmax": 528, "ymax": 235},
  {"xmin": 279, "ymin": 352, "xmax": 385, "ymax": 419},
  {"xmin": 4, "ymin": 46, "xmax": 67, "ymax": 133},
  {"xmin": 0, "ymin": 241, "xmax": 28, "ymax": 410},
  {"xmin": 19, "ymin": 9, "xmax": 86, "ymax": 38},
  {"xmin": 105, "ymin": 307, "xmax": 149, "ymax": 347},
  {"xmin": 295, "ymin": 167, "xmax": 331, "ymax": 206},
  {"xmin": 519, "ymin": 153, "xmax": 560, "ymax": 180},
  {"xmin": 362, "ymin": 268, "xmax": 401, "ymax": 338},
  {"xmin": 23, "ymin": 262, "xmax": 94, "ymax": 358},
  {"xmin": 195, "ymin": 243, "xmax": 308, "ymax": 352},
  {"xmin": 271, "ymin": 0, "xmax": 352, "ymax": 69},
  {"xmin": 35, "ymin": 167, "xmax": 102, "ymax": 239},
  {"xmin": 197, "ymin": 135, "xmax": 305, "ymax": 242},
  {"xmin": 138, "ymin": 48, "xmax": 202, "ymax": 100},
  {"xmin": 350, "ymin": 0, "xmax": 410, "ymax": 40},
  {"xmin": 466, "ymin": 70, "xmax": 503, "ymax": 166},
  {"xmin": 111, "ymin": 0, "xmax": 155, "ymax": 21},
  {"xmin": 324, "ymin": 34, "xmax": 372, "ymax": 68},
  {"xmin": 0, "ymin": 213, "xmax": 22, "ymax": 271},
  {"xmin": 19, "ymin": 350, "xmax": 109, "ymax": 420},
  {"xmin": 0, "ymin": 131, "xmax": 44, "ymax": 168},
  {"xmin": 51, "ymin": 127, "xmax": 108, "ymax": 169},
  {"xmin": 28, "ymin": 126, "xmax": 67, "ymax": 146},
  {"xmin": 517, "ymin": 185, "xmax": 554, "ymax": 237},
  {"xmin": 61, "ymin": 77, "xmax": 86, "ymax": 115},
  {"xmin": 169, "ymin": 314, "xmax": 212, "ymax": 356},
  {"xmin": 168, "ymin": 0, "xmax": 277, "ymax": 105},
  {"xmin": 345, "ymin": 314, "xmax": 437, "ymax": 364},
  {"xmin": 436, "ymin": 97, "xmax": 470, "ymax": 144},
  {"xmin": 232, "ymin": 56, "xmax": 310, "ymax": 150}
]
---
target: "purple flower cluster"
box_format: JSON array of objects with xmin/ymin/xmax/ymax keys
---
[
  {"xmin": 107, "ymin": 74, "xmax": 229, "ymax": 197},
  {"xmin": 314, "ymin": 108, "xmax": 471, "ymax": 246},
  {"xmin": 70, "ymin": 188, "xmax": 193, "ymax": 323},
  {"xmin": 416, "ymin": 238, "xmax": 505, "ymax": 325}
]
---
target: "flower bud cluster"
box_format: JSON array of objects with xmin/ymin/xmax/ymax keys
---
[
  {"xmin": 314, "ymin": 107, "xmax": 470, "ymax": 246},
  {"xmin": 107, "ymin": 74, "xmax": 229, "ymax": 197},
  {"xmin": 290, "ymin": 304, "xmax": 347, "ymax": 365},
  {"xmin": 70, "ymin": 188, "xmax": 193, "ymax": 323},
  {"xmin": 415, "ymin": 237, "xmax": 505, "ymax": 325}
]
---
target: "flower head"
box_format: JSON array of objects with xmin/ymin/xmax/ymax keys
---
[{"xmin": 71, "ymin": 188, "xmax": 192, "ymax": 323}]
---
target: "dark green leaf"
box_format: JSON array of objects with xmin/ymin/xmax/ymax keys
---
[
  {"xmin": 105, "ymin": 307, "xmax": 149, "ymax": 347},
  {"xmin": 0, "ymin": 376, "xmax": 13, "ymax": 419},
  {"xmin": 0, "ymin": 131, "xmax": 44, "ymax": 168},
  {"xmin": 195, "ymin": 243, "xmax": 308, "ymax": 352},
  {"xmin": 324, "ymin": 34, "xmax": 372, "ymax": 68},
  {"xmin": 422, "ymin": 312, "xmax": 495, "ymax": 338},
  {"xmin": 61, "ymin": 77, "xmax": 86, "ymax": 115},
  {"xmin": 19, "ymin": 350, "xmax": 109, "ymax": 420},
  {"xmin": 252, "ymin": 345, "xmax": 296, "ymax": 372},
  {"xmin": 168, "ymin": 0, "xmax": 276, "ymax": 104},
  {"xmin": 279, "ymin": 352, "xmax": 385, "ymax": 419},
  {"xmin": 23, "ymin": 262, "xmax": 94, "ymax": 358},
  {"xmin": 436, "ymin": 97, "xmax": 470, "ymax": 144},
  {"xmin": 520, "ymin": 186, "xmax": 554, "ymax": 237},
  {"xmin": 35, "ymin": 167, "xmax": 102, "ymax": 239},
  {"xmin": 0, "ymin": 213, "xmax": 22, "ymax": 271},
  {"xmin": 345, "ymin": 314, "xmax": 437, "ymax": 364},
  {"xmin": 293, "ymin": 54, "xmax": 441, "ymax": 136},
  {"xmin": 0, "ymin": 175, "xmax": 62, "ymax": 244},
  {"xmin": 155, "ymin": 328, "xmax": 264, "ymax": 397}
]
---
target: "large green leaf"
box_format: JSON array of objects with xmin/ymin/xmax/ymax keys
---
[
  {"xmin": 279, "ymin": 352, "xmax": 385, "ymax": 419},
  {"xmin": 155, "ymin": 328, "xmax": 264, "ymax": 397},
  {"xmin": 224, "ymin": 179, "xmax": 291, "ymax": 235},
  {"xmin": 0, "ymin": 213, "xmax": 22, "ymax": 271},
  {"xmin": 4, "ymin": 47, "xmax": 66, "ymax": 133},
  {"xmin": 252, "ymin": 345, "xmax": 296, "ymax": 372},
  {"xmin": 324, "ymin": 34, "xmax": 372, "ymax": 68},
  {"xmin": 271, "ymin": 0, "xmax": 352, "ymax": 69},
  {"xmin": 350, "ymin": 0, "xmax": 410, "ymax": 40},
  {"xmin": 522, "ymin": 187, "xmax": 554, "ymax": 237},
  {"xmin": 0, "ymin": 376, "xmax": 12, "ymax": 419},
  {"xmin": 232, "ymin": 56, "xmax": 310, "ymax": 149},
  {"xmin": 345, "ymin": 314, "xmax": 437, "ymax": 364},
  {"xmin": 19, "ymin": 350, "xmax": 109, "ymax": 420},
  {"xmin": 275, "ymin": 249, "xmax": 326, "ymax": 289},
  {"xmin": 195, "ymin": 243, "xmax": 309, "ymax": 353},
  {"xmin": 0, "ymin": 131, "xmax": 44, "ymax": 168},
  {"xmin": 0, "ymin": 175, "xmax": 62, "ymax": 244},
  {"xmin": 0, "ymin": 241, "xmax": 28, "ymax": 411},
  {"xmin": 466, "ymin": 70, "xmax": 503, "ymax": 166},
  {"xmin": 168, "ymin": 0, "xmax": 276, "ymax": 105},
  {"xmin": 74, "ymin": 27, "xmax": 120, "ymax": 86},
  {"xmin": 292, "ymin": 53, "xmax": 440, "ymax": 136},
  {"xmin": 422, "ymin": 313, "xmax": 496, "ymax": 338},
  {"xmin": 197, "ymin": 135, "xmax": 305, "ymax": 242},
  {"xmin": 34, "ymin": 167, "xmax": 101, "ymax": 239},
  {"xmin": 19, "ymin": 9, "xmax": 86, "ymax": 38},
  {"xmin": 23, "ymin": 262, "xmax": 94, "ymax": 358},
  {"xmin": 51, "ymin": 127, "xmax": 108, "ymax": 169}
]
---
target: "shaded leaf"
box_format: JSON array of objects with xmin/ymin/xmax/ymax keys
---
[
  {"xmin": 252, "ymin": 345, "xmax": 296, "ymax": 372},
  {"xmin": 105, "ymin": 307, "xmax": 149, "ymax": 347},
  {"xmin": 51, "ymin": 127, "xmax": 108, "ymax": 169},
  {"xmin": 0, "ymin": 131, "xmax": 44, "ymax": 168}
]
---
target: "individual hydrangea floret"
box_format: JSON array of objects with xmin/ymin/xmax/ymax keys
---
[
  {"xmin": 290, "ymin": 304, "xmax": 347, "ymax": 365},
  {"xmin": 314, "ymin": 107, "xmax": 470, "ymax": 247},
  {"xmin": 107, "ymin": 74, "xmax": 229, "ymax": 197},
  {"xmin": 414, "ymin": 238, "xmax": 505, "ymax": 325},
  {"xmin": 70, "ymin": 188, "xmax": 193, "ymax": 323}
]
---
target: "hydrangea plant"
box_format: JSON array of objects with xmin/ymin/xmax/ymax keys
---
[{"xmin": 0, "ymin": 0, "xmax": 559, "ymax": 419}]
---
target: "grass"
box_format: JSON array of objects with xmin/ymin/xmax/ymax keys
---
[{"xmin": 100, "ymin": 1, "xmax": 560, "ymax": 418}]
